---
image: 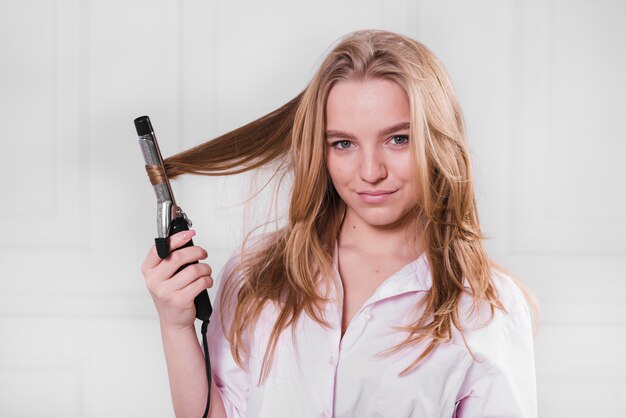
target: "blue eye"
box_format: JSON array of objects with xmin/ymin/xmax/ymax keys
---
[
  {"xmin": 333, "ymin": 140, "xmax": 353, "ymax": 149},
  {"xmin": 390, "ymin": 135, "xmax": 409, "ymax": 145}
]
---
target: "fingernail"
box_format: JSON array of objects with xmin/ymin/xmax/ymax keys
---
[{"xmin": 183, "ymin": 230, "xmax": 195, "ymax": 239}]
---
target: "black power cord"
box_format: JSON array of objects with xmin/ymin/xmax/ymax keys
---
[{"xmin": 201, "ymin": 319, "xmax": 211, "ymax": 418}]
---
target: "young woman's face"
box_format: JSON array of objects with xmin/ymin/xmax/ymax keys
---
[{"xmin": 325, "ymin": 78, "xmax": 416, "ymax": 229}]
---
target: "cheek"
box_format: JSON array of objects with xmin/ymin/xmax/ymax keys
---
[
  {"xmin": 326, "ymin": 155, "xmax": 347, "ymax": 185},
  {"xmin": 394, "ymin": 154, "xmax": 414, "ymax": 181}
]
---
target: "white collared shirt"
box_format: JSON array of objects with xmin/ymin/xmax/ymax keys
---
[{"xmin": 206, "ymin": 242, "xmax": 538, "ymax": 418}]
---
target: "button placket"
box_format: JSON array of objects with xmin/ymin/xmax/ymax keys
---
[
  {"xmin": 323, "ymin": 299, "xmax": 341, "ymax": 417},
  {"xmin": 339, "ymin": 305, "xmax": 374, "ymax": 353}
]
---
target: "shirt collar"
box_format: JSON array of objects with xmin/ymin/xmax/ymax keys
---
[
  {"xmin": 329, "ymin": 240, "xmax": 472, "ymax": 305},
  {"xmin": 330, "ymin": 240, "xmax": 433, "ymax": 304}
]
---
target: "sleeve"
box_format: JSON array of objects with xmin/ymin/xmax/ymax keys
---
[
  {"xmin": 453, "ymin": 273, "xmax": 538, "ymax": 418},
  {"xmin": 205, "ymin": 248, "xmax": 251, "ymax": 418}
]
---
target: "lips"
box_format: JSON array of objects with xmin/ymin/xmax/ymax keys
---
[
  {"xmin": 357, "ymin": 190, "xmax": 396, "ymax": 203},
  {"xmin": 358, "ymin": 190, "xmax": 396, "ymax": 196}
]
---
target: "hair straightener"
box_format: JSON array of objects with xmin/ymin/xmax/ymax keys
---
[{"xmin": 134, "ymin": 115, "xmax": 212, "ymax": 418}]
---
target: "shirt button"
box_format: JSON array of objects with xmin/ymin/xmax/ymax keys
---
[
  {"xmin": 319, "ymin": 411, "xmax": 329, "ymax": 418},
  {"xmin": 328, "ymin": 355, "xmax": 336, "ymax": 365},
  {"xmin": 364, "ymin": 309, "xmax": 372, "ymax": 320}
]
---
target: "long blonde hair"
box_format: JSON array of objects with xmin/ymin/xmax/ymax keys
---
[{"xmin": 162, "ymin": 29, "xmax": 539, "ymax": 382}]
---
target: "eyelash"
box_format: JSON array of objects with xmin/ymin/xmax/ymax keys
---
[{"xmin": 330, "ymin": 135, "xmax": 410, "ymax": 150}]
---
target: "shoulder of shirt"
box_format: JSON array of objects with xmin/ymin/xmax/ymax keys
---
[{"xmin": 448, "ymin": 268, "xmax": 534, "ymax": 358}]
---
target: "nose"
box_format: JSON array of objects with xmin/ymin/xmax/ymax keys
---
[{"xmin": 359, "ymin": 148, "xmax": 388, "ymax": 183}]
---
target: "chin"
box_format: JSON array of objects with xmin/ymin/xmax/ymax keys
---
[
  {"xmin": 350, "ymin": 201, "xmax": 418, "ymax": 227},
  {"xmin": 357, "ymin": 210, "xmax": 407, "ymax": 229}
]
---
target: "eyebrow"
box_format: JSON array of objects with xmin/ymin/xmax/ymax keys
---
[{"xmin": 325, "ymin": 121, "xmax": 410, "ymax": 140}]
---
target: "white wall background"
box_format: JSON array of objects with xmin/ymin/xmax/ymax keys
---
[{"xmin": 0, "ymin": 0, "xmax": 624, "ymax": 417}]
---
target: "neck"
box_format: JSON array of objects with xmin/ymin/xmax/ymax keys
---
[{"xmin": 337, "ymin": 209, "xmax": 423, "ymax": 260}]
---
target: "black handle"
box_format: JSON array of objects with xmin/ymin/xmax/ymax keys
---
[{"xmin": 168, "ymin": 217, "xmax": 213, "ymax": 321}]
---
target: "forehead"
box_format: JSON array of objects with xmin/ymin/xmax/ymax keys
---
[{"xmin": 325, "ymin": 78, "xmax": 410, "ymax": 129}]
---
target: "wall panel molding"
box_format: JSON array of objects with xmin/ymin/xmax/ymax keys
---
[
  {"xmin": 0, "ymin": 0, "xmax": 88, "ymax": 250},
  {"xmin": 0, "ymin": 357, "xmax": 89, "ymax": 417},
  {"xmin": 510, "ymin": 0, "xmax": 626, "ymax": 255}
]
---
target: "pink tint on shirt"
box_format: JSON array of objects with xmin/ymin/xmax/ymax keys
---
[{"xmin": 206, "ymin": 238, "xmax": 538, "ymax": 418}]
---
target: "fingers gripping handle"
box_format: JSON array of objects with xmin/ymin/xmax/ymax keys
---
[
  {"xmin": 159, "ymin": 217, "xmax": 214, "ymax": 417},
  {"xmin": 159, "ymin": 217, "xmax": 213, "ymax": 321}
]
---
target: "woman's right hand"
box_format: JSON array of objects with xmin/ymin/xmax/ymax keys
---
[{"xmin": 140, "ymin": 229, "xmax": 214, "ymax": 330}]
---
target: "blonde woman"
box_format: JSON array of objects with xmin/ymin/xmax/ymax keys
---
[{"xmin": 140, "ymin": 29, "xmax": 539, "ymax": 418}]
